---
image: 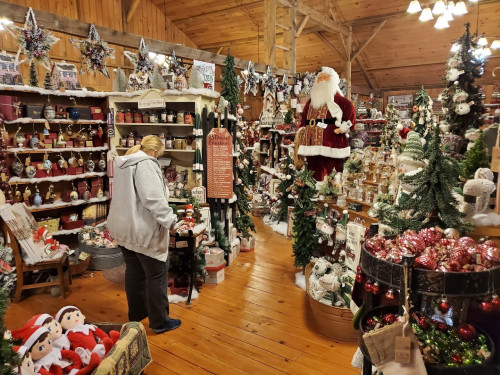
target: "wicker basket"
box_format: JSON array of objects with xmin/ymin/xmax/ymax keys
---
[
  {"xmin": 305, "ymin": 262, "xmax": 358, "ymax": 341},
  {"xmin": 37, "ymin": 218, "xmax": 60, "ymax": 233}
]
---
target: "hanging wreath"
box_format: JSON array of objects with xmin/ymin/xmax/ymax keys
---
[
  {"xmin": 124, "ymin": 38, "xmax": 155, "ymax": 75},
  {"xmin": 262, "ymin": 65, "xmax": 277, "ymax": 97},
  {"xmin": 69, "ymin": 24, "xmax": 115, "ymax": 78},
  {"xmin": 6, "ymin": 7, "xmax": 59, "ymax": 70},
  {"xmin": 243, "ymin": 61, "xmax": 260, "ymax": 96},
  {"xmin": 169, "ymin": 50, "xmax": 188, "ymax": 77}
]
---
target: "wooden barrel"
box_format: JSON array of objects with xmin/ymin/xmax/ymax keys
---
[
  {"xmin": 305, "ymin": 262, "xmax": 358, "ymax": 342},
  {"xmin": 79, "ymin": 243, "xmax": 124, "ymax": 271}
]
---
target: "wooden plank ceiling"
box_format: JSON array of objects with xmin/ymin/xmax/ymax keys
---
[{"xmin": 152, "ymin": 0, "xmax": 500, "ymax": 90}]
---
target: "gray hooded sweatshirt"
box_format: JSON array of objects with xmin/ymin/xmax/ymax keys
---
[{"xmin": 107, "ymin": 150, "xmax": 177, "ymax": 262}]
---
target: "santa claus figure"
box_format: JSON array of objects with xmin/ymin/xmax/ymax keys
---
[{"xmin": 298, "ymin": 67, "xmax": 355, "ymax": 181}]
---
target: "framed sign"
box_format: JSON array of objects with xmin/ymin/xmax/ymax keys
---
[
  {"xmin": 193, "ymin": 60, "xmax": 215, "ymax": 89},
  {"xmin": 206, "ymin": 128, "xmax": 233, "ymax": 199}
]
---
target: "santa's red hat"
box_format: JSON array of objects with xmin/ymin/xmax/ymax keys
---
[
  {"xmin": 398, "ymin": 125, "xmax": 411, "ymax": 140},
  {"xmin": 55, "ymin": 305, "xmax": 79, "ymax": 323},
  {"xmin": 11, "ymin": 314, "xmax": 52, "ymax": 338},
  {"xmin": 185, "ymin": 204, "xmax": 194, "ymax": 213},
  {"xmin": 12, "ymin": 326, "xmax": 49, "ymax": 349}
]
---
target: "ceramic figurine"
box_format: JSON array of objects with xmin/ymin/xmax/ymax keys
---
[{"xmin": 44, "ymin": 103, "xmax": 56, "ymax": 120}]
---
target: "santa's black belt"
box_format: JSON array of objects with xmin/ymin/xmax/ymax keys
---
[{"xmin": 305, "ymin": 119, "xmax": 337, "ymax": 126}]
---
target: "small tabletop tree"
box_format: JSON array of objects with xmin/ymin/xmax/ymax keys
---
[{"xmin": 221, "ymin": 50, "xmax": 240, "ymax": 115}]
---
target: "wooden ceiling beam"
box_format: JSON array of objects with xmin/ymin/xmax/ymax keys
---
[
  {"xmin": 0, "ymin": 1, "xmax": 290, "ymax": 75},
  {"xmin": 351, "ymin": 20, "xmax": 386, "ymax": 61},
  {"xmin": 296, "ymin": 15, "xmax": 309, "ymax": 37},
  {"xmin": 172, "ymin": 1, "xmax": 262, "ymax": 24},
  {"xmin": 355, "ymin": 59, "xmax": 374, "ymax": 90},
  {"xmin": 315, "ymin": 32, "xmax": 344, "ymax": 58},
  {"xmin": 279, "ymin": 0, "xmax": 349, "ymax": 35},
  {"xmin": 264, "ymin": 0, "xmax": 277, "ymax": 66},
  {"xmin": 126, "ymin": 0, "xmax": 141, "ymax": 23}
]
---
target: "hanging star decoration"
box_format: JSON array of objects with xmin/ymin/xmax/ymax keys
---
[
  {"xmin": 262, "ymin": 65, "xmax": 278, "ymax": 97},
  {"xmin": 243, "ymin": 61, "xmax": 260, "ymax": 96},
  {"xmin": 5, "ymin": 7, "xmax": 59, "ymax": 70},
  {"xmin": 278, "ymin": 74, "xmax": 292, "ymax": 102},
  {"xmin": 169, "ymin": 50, "xmax": 188, "ymax": 77},
  {"xmin": 301, "ymin": 71, "xmax": 316, "ymax": 96},
  {"xmin": 124, "ymin": 38, "xmax": 155, "ymax": 75},
  {"xmin": 69, "ymin": 24, "xmax": 114, "ymax": 78}
]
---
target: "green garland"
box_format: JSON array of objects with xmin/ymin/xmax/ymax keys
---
[
  {"xmin": 0, "ymin": 289, "xmax": 21, "ymax": 374},
  {"xmin": 211, "ymin": 212, "xmax": 231, "ymax": 255}
]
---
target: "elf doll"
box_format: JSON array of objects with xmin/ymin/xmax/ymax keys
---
[
  {"xmin": 12, "ymin": 325, "xmax": 85, "ymax": 375},
  {"xmin": 55, "ymin": 306, "xmax": 119, "ymax": 365},
  {"xmin": 14, "ymin": 345, "xmax": 40, "ymax": 375},
  {"xmin": 297, "ymin": 67, "xmax": 356, "ymax": 181}
]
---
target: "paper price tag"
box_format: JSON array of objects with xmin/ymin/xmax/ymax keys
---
[
  {"xmin": 394, "ymin": 336, "xmax": 411, "ymax": 364},
  {"xmin": 317, "ymin": 121, "xmax": 328, "ymax": 129},
  {"xmin": 46, "ymin": 192, "xmax": 51, "ymax": 200},
  {"xmin": 1, "ymin": 173, "xmax": 6, "ymax": 182},
  {"xmin": 37, "ymin": 163, "xmax": 44, "ymax": 170}
]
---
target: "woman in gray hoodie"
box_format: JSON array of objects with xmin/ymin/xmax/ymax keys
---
[{"xmin": 108, "ymin": 135, "xmax": 180, "ymax": 334}]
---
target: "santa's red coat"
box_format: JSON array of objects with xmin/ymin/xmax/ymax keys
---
[{"xmin": 300, "ymin": 93, "xmax": 356, "ymax": 181}]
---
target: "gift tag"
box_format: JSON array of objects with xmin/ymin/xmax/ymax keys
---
[
  {"xmin": 1, "ymin": 173, "xmax": 5, "ymax": 182},
  {"xmin": 394, "ymin": 336, "xmax": 411, "ymax": 364},
  {"xmin": 37, "ymin": 163, "xmax": 44, "ymax": 170},
  {"xmin": 317, "ymin": 121, "xmax": 327, "ymax": 129}
]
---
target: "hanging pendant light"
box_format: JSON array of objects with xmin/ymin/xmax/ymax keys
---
[
  {"xmin": 478, "ymin": 37, "xmax": 488, "ymax": 46},
  {"xmin": 407, "ymin": 0, "xmax": 422, "ymax": 14},
  {"xmin": 419, "ymin": 7, "xmax": 434, "ymax": 21},
  {"xmin": 491, "ymin": 40, "xmax": 500, "ymax": 49},
  {"xmin": 444, "ymin": 9, "xmax": 454, "ymax": 21},
  {"xmin": 432, "ymin": 0, "xmax": 446, "ymax": 15},
  {"xmin": 447, "ymin": 1, "xmax": 456, "ymax": 14},
  {"xmin": 434, "ymin": 15, "xmax": 449, "ymax": 29},
  {"xmin": 454, "ymin": 1, "xmax": 468, "ymax": 15},
  {"xmin": 482, "ymin": 47, "xmax": 492, "ymax": 57}
]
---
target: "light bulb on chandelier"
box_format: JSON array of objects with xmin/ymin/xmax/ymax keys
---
[
  {"xmin": 434, "ymin": 15, "xmax": 450, "ymax": 29},
  {"xmin": 407, "ymin": 0, "xmax": 422, "ymax": 13},
  {"xmin": 453, "ymin": 1, "xmax": 468, "ymax": 15},
  {"xmin": 419, "ymin": 7, "xmax": 434, "ymax": 21},
  {"xmin": 432, "ymin": 0, "xmax": 446, "ymax": 15}
]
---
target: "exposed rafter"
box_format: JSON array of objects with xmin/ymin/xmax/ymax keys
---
[
  {"xmin": 355, "ymin": 59, "xmax": 374, "ymax": 90},
  {"xmin": 126, "ymin": 0, "xmax": 142, "ymax": 23},
  {"xmin": 315, "ymin": 32, "xmax": 344, "ymax": 58},
  {"xmin": 351, "ymin": 20, "xmax": 386, "ymax": 61},
  {"xmin": 172, "ymin": 1, "xmax": 262, "ymax": 24},
  {"xmin": 296, "ymin": 15, "xmax": 309, "ymax": 37}
]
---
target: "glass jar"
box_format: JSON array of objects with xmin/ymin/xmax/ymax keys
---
[
  {"xmin": 143, "ymin": 111, "xmax": 150, "ymax": 123},
  {"xmin": 160, "ymin": 108, "xmax": 168, "ymax": 123},
  {"xmin": 167, "ymin": 111, "xmax": 175, "ymax": 123},
  {"xmin": 365, "ymin": 189, "xmax": 372, "ymax": 204},
  {"xmin": 124, "ymin": 109, "xmax": 133, "ymax": 123},
  {"xmin": 135, "ymin": 136, "xmax": 142, "ymax": 146},
  {"xmin": 177, "ymin": 111, "xmax": 185, "ymax": 124},
  {"xmin": 165, "ymin": 134, "xmax": 173, "ymax": 149},
  {"xmin": 337, "ymin": 195, "xmax": 347, "ymax": 207},
  {"xmin": 133, "ymin": 111, "xmax": 143, "ymax": 123},
  {"xmin": 120, "ymin": 137, "xmax": 127, "ymax": 147},
  {"xmin": 115, "ymin": 110, "xmax": 125, "ymax": 123},
  {"xmin": 184, "ymin": 113, "xmax": 193, "ymax": 124},
  {"xmin": 127, "ymin": 132, "xmax": 135, "ymax": 148},
  {"xmin": 149, "ymin": 112, "xmax": 159, "ymax": 123}
]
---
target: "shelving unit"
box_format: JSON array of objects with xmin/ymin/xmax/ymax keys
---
[{"xmin": 115, "ymin": 122, "xmax": 193, "ymax": 127}]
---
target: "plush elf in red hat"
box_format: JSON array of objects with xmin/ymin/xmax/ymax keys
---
[
  {"xmin": 14, "ymin": 345, "xmax": 40, "ymax": 375},
  {"xmin": 55, "ymin": 306, "xmax": 119, "ymax": 366},
  {"xmin": 11, "ymin": 325, "xmax": 87, "ymax": 375}
]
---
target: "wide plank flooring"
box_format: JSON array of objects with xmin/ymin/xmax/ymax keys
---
[{"xmin": 5, "ymin": 217, "xmax": 358, "ymax": 374}]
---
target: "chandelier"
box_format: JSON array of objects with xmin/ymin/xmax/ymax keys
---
[{"xmin": 407, "ymin": 0, "xmax": 472, "ymax": 29}]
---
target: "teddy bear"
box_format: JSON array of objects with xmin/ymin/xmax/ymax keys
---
[{"xmin": 463, "ymin": 168, "xmax": 497, "ymax": 214}]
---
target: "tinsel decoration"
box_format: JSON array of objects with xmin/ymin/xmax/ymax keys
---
[
  {"xmin": 262, "ymin": 65, "xmax": 278, "ymax": 97},
  {"xmin": 69, "ymin": 24, "xmax": 115, "ymax": 78},
  {"xmin": 169, "ymin": 50, "xmax": 188, "ymax": 77},
  {"xmin": 242, "ymin": 61, "xmax": 260, "ymax": 96},
  {"xmin": 6, "ymin": 7, "xmax": 59, "ymax": 70},
  {"xmin": 291, "ymin": 165, "xmax": 318, "ymax": 268},
  {"xmin": 124, "ymin": 38, "xmax": 155, "ymax": 75},
  {"xmin": 300, "ymin": 71, "xmax": 316, "ymax": 96}
]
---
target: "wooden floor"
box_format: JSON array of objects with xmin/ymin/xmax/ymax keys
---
[{"xmin": 6, "ymin": 218, "xmax": 358, "ymax": 374}]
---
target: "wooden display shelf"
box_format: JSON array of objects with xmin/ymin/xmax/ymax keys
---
[
  {"xmin": 53, "ymin": 220, "xmax": 107, "ymax": 236},
  {"xmin": 115, "ymin": 147, "xmax": 194, "ymax": 153},
  {"xmin": 28, "ymin": 196, "xmax": 110, "ymax": 213},
  {"xmin": 115, "ymin": 122, "xmax": 193, "ymax": 127},
  {"xmin": 363, "ymin": 180, "xmax": 380, "ymax": 187},
  {"xmin": 169, "ymin": 197, "xmax": 189, "ymax": 203},
  {"xmin": 8, "ymin": 145, "xmax": 108, "ymax": 154},
  {"xmin": 0, "ymin": 84, "xmax": 139, "ymax": 98},
  {"xmin": 5, "ymin": 118, "xmax": 106, "ymax": 125},
  {"xmin": 321, "ymin": 200, "xmax": 377, "ymax": 226},
  {"xmin": 9, "ymin": 171, "xmax": 107, "ymax": 185}
]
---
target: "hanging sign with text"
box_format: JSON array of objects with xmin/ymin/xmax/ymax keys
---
[
  {"xmin": 193, "ymin": 59, "xmax": 215, "ymax": 89},
  {"xmin": 206, "ymin": 128, "xmax": 233, "ymax": 199}
]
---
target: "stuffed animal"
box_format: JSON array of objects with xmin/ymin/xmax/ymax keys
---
[
  {"xmin": 465, "ymin": 129, "xmax": 481, "ymax": 150},
  {"xmin": 55, "ymin": 306, "xmax": 119, "ymax": 366},
  {"xmin": 463, "ymin": 168, "xmax": 497, "ymax": 214},
  {"xmin": 14, "ymin": 345, "xmax": 40, "ymax": 375}
]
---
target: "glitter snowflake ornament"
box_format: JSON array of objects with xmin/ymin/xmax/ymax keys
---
[
  {"xmin": 278, "ymin": 74, "xmax": 292, "ymax": 102},
  {"xmin": 169, "ymin": 50, "xmax": 187, "ymax": 77},
  {"xmin": 262, "ymin": 65, "xmax": 277, "ymax": 97},
  {"xmin": 243, "ymin": 61, "xmax": 260, "ymax": 96},
  {"xmin": 6, "ymin": 7, "xmax": 59, "ymax": 70},
  {"xmin": 124, "ymin": 38, "xmax": 155, "ymax": 75},
  {"xmin": 69, "ymin": 24, "xmax": 115, "ymax": 78}
]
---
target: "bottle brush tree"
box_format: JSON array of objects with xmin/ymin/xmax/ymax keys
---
[
  {"xmin": 460, "ymin": 132, "xmax": 490, "ymax": 179},
  {"xmin": 220, "ymin": 50, "xmax": 240, "ymax": 115}
]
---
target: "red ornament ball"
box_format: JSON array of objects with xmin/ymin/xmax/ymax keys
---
[
  {"xmin": 418, "ymin": 316, "xmax": 430, "ymax": 330},
  {"xmin": 481, "ymin": 300, "xmax": 493, "ymax": 312},
  {"xmin": 492, "ymin": 295, "xmax": 500, "ymax": 311},
  {"xmin": 451, "ymin": 353, "xmax": 463, "ymax": 364},
  {"xmin": 385, "ymin": 289, "xmax": 395, "ymax": 300},
  {"xmin": 355, "ymin": 273, "xmax": 363, "ymax": 283},
  {"xmin": 439, "ymin": 299, "xmax": 451, "ymax": 314},
  {"xmin": 458, "ymin": 323, "xmax": 476, "ymax": 341},
  {"xmin": 371, "ymin": 282, "xmax": 380, "ymax": 295},
  {"xmin": 364, "ymin": 282, "xmax": 373, "ymax": 293},
  {"xmin": 382, "ymin": 313, "xmax": 396, "ymax": 325},
  {"xmin": 415, "ymin": 254, "xmax": 437, "ymax": 270},
  {"xmin": 366, "ymin": 317, "xmax": 376, "ymax": 328}
]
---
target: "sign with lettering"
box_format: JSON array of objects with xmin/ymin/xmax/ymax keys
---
[
  {"xmin": 206, "ymin": 128, "xmax": 233, "ymax": 199},
  {"xmin": 193, "ymin": 60, "xmax": 215, "ymax": 89},
  {"xmin": 138, "ymin": 98, "xmax": 165, "ymax": 109},
  {"xmin": 191, "ymin": 186, "xmax": 206, "ymax": 204}
]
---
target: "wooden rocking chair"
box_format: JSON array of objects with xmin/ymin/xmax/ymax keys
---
[{"xmin": 4, "ymin": 223, "xmax": 72, "ymax": 303}]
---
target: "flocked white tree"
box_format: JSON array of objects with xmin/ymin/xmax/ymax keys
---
[{"xmin": 113, "ymin": 67, "xmax": 128, "ymax": 92}]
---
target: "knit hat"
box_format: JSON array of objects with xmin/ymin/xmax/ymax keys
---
[
  {"xmin": 55, "ymin": 305, "xmax": 79, "ymax": 323},
  {"xmin": 185, "ymin": 204, "xmax": 194, "ymax": 213},
  {"xmin": 398, "ymin": 131, "xmax": 426, "ymax": 169},
  {"xmin": 12, "ymin": 326, "xmax": 49, "ymax": 350}
]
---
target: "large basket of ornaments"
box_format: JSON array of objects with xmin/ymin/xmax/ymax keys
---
[
  {"xmin": 356, "ymin": 227, "xmax": 499, "ymax": 374},
  {"xmin": 78, "ymin": 227, "xmax": 123, "ymax": 271}
]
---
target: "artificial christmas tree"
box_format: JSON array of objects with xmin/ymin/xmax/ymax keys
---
[
  {"xmin": 276, "ymin": 155, "xmax": 296, "ymax": 223},
  {"xmin": 151, "ymin": 66, "xmax": 166, "ymax": 90},
  {"xmin": 220, "ymin": 50, "xmax": 240, "ymax": 115},
  {"xmin": 112, "ymin": 67, "xmax": 128, "ymax": 92},
  {"xmin": 28, "ymin": 61, "xmax": 38, "ymax": 87},
  {"xmin": 382, "ymin": 125, "xmax": 472, "ymax": 234},
  {"xmin": 440, "ymin": 23, "xmax": 486, "ymax": 139},
  {"xmin": 291, "ymin": 165, "xmax": 318, "ymax": 268},
  {"xmin": 381, "ymin": 101, "xmax": 401, "ymax": 151},
  {"xmin": 0, "ymin": 289, "xmax": 21, "ymax": 374},
  {"xmin": 460, "ymin": 132, "xmax": 490, "ymax": 179},
  {"xmin": 412, "ymin": 86, "xmax": 434, "ymax": 139},
  {"xmin": 43, "ymin": 72, "xmax": 53, "ymax": 90},
  {"xmin": 211, "ymin": 213, "xmax": 230, "ymax": 256}
]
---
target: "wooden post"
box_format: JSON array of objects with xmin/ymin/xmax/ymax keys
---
[
  {"xmin": 344, "ymin": 26, "xmax": 352, "ymax": 100},
  {"xmin": 264, "ymin": 0, "xmax": 277, "ymax": 66},
  {"xmin": 283, "ymin": 0, "xmax": 297, "ymax": 74}
]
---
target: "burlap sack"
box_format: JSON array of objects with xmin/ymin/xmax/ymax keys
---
[{"xmin": 362, "ymin": 321, "xmax": 405, "ymax": 366}]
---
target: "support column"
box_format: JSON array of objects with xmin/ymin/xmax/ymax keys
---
[
  {"xmin": 264, "ymin": 0, "xmax": 277, "ymax": 66},
  {"xmin": 344, "ymin": 26, "xmax": 352, "ymax": 101},
  {"xmin": 283, "ymin": 0, "xmax": 297, "ymax": 73}
]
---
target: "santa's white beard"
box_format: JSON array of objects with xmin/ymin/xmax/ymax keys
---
[{"xmin": 310, "ymin": 80, "xmax": 335, "ymax": 109}]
